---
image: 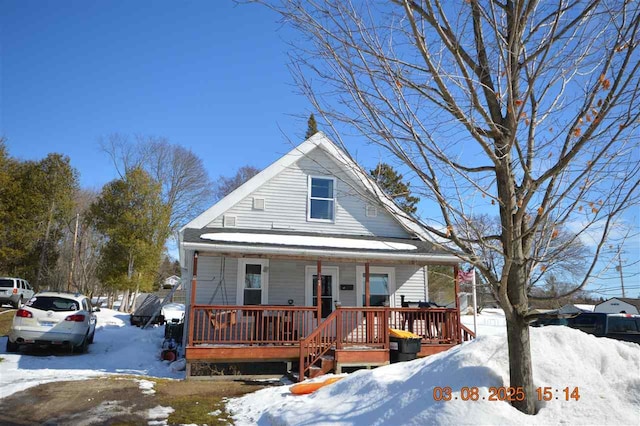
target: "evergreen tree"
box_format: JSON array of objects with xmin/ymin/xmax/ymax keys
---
[
  {"xmin": 305, "ymin": 113, "xmax": 318, "ymax": 139},
  {"xmin": 89, "ymin": 168, "xmax": 170, "ymax": 309},
  {"xmin": 0, "ymin": 144, "xmax": 78, "ymax": 286},
  {"xmin": 370, "ymin": 163, "xmax": 419, "ymax": 215}
]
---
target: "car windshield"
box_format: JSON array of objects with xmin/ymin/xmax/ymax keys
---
[
  {"xmin": 26, "ymin": 296, "xmax": 80, "ymax": 312},
  {"xmin": 0, "ymin": 279, "xmax": 14, "ymax": 288}
]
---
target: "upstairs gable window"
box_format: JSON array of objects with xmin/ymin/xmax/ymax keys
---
[{"xmin": 308, "ymin": 176, "xmax": 336, "ymax": 222}]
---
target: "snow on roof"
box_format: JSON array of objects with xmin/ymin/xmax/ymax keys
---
[
  {"xmin": 573, "ymin": 304, "xmax": 595, "ymax": 312},
  {"xmin": 200, "ymin": 232, "xmax": 418, "ymax": 251}
]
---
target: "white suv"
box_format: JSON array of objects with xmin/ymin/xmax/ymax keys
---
[
  {"xmin": 7, "ymin": 291, "xmax": 97, "ymax": 353},
  {"xmin": 0, "ymin": 277, "xmax": 34, "ymax": 308}
]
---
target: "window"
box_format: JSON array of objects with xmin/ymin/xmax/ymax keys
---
[
  {"xmin": 237, "ymin": 259, "xmax": 269, "ymax": 305},
  {"xmin": 244, "ymin": 264, "xmax": 262, "ymax": 305},
  {"xmin": 362, "ymin": 274, "xmax": 390, "ymax": 307},
  {"xmin": 308, "ymin": 176, "xmax": 336, "ymax": 221},
  {"xmin": 27, "ymin": 296, "xmax": 78, "ymax": 312},
  {"xmin": 356, "ymin": 266, "xmax": 396, "ymax": 307}
]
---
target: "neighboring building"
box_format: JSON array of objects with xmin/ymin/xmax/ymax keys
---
[
  {"xmin": 178, "ymin": 132, "xmax": 472, "ymax": 379},
  {"xmin": 594, "ymin": 298, "xmax": 640, "ymax": 314},
  {"xmin": 163, "ymin": 275, "xmax": 182, "ymax": 290}
]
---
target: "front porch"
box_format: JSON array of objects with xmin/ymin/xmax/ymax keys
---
[
  {"xmin": 185, "ymin": 304, "xmax": 475, "ymax": 379},
  {"xmin": 181, "ymin": 233, "xmax": 474, "ymax": 380}
]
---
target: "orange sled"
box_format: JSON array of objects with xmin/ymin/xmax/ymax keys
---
[{"xmin": 290, "ymin": 377, "xmax": 344, "ymax": 395}]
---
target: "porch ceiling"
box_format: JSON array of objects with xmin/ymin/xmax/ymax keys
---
[{"xmin": 181, "ymin": 228, "xmax": 459, "ymax": 265}]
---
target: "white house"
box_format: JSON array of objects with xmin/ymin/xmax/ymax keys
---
[{"xmin": 178, "ymin": 132, "xmax": 471, "ymax": 378}]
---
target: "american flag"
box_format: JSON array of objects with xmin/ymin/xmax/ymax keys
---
[{"xmin": 457, "ymin": 268, "xmax": 475, "ymax": 283}]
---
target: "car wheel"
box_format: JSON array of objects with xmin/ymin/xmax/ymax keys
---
[
  {"xmin": 88, "ymin": 330, "xmax": 95, "ymax": 344},
  {"xmin": 12, "ymin": 297, "xmax": 22, "ymax": 309},
  {"xmin": 6, "ymin": 339, "xmax": 18, "ymax": 353},
  {"xmin": 73, "ymin": 335, "xmax": 89, "ymax": 354}
]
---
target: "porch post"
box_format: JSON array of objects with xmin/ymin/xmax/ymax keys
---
[
  {"xmin": 316, "ymin": 260, "xmax": 322, "ymax": 321},
  {"xmin": 364, "ymin": 262, "xmax": 370, "ymax": 307},
  {"xmin": 187, "ymin": 251, "xmax": 199, "ymax": 346},
  {"xmin": 364, "ymin": 262, "xmax": 371, "ymax": 343},
  {"xmin": 453, "ymin": 264, "xmax": 461, "ymax": 343}
]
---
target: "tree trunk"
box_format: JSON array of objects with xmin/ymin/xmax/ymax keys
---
[
  {"xmin": 506, "ymin": 313, "xmax": 536, "ymax": 414},
  {"xmin": 36, "ymin": 200, "xmax": 55, "ymax": 289},
  {"xmin": 119, "ymin": 289, "xmax": 130, "ymax": 312}
]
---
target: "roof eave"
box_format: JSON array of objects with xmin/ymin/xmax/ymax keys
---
[{"xmin": 181, "ymin": 241, "xmax": 460, "ymax": 264}]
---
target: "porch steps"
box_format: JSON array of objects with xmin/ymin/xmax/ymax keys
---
[{"xmin": 308, "ymin": 354, "xmax": 336, "ymax": 378}]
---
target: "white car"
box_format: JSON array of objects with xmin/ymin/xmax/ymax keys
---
[
  {"xmin": 0, "ymin": 277, "xmax": 35, "ymax": 308},
  {"xmin": 6, "ymin": 291, "xmax": 97, "ymax": 354},
  {"xmin": 161, "ymin": 303, "xmax": 185, "ymax": 324}
]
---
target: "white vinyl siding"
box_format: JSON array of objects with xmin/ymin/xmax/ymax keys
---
[
  {"xmin": 186, "ymin": 257, "xmax": 427, "ymax": 308},
  {"xmin": 394, "ymin": 265, "xmax": 429, "ymax": 305},
  {"xmin": 205, "ymin": 147, "xmax": 411, "ymax": 238},
  {"xmin": 190, "ymin": 255, "xmax": 239, "ymax": 305}
]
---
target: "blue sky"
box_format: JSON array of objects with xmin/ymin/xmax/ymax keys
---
[
  {"xmin": 1, "ymin": 0, "xmax": 316, "ymax": 189},
  {"xmin": 1, "ymin": 1, "xmax": 637, "ymax": 298}
]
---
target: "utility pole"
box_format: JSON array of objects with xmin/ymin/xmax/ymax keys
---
[
  {"xmin": 616, "ymin": 245, "xmax": 626, "ymax": 298},
  {"xmin": 67, "ymin": 213, "xmax": 79, "ymax": 292}
]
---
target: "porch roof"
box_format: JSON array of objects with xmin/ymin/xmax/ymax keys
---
[{"xmin": 181, "ymin": 228, "xmax": 459, "ymax": 264}]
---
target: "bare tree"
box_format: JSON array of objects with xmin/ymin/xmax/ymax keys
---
[
  {"xmin": 258, "ymin": 0, "xmax": 640, "ymax": 414},
  {"xmin": 100, "ymin": 134, "xmax": 214, "ymax": 232},
  {"xmin": 51, "ymin": 189, "xmax": 104, "ymax": 297},
  {"xmin": 214, "ymin": 165, "xmax": 261, "ymax": 200}
]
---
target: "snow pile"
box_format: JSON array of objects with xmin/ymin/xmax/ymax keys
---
[
  {"xmin": 0, "ymin": 308, "xmax": 184, "ymax": 398},
  {"xmin": 227, "ymin": 326, "xmax": 640, "ymax": 425}
]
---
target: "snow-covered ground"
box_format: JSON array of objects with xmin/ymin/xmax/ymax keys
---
[
  {"xmin": 2, "ymin": 308, "xmax": 639, "ymax": 425},
  {"xmin": 227, "ymin": 310, "xmax": 640, "ymax": 425},
  {"xmin": 0, "ymin": 308, "xmax": 184, "ymax": 399}
]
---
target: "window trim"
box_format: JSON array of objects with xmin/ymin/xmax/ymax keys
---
[
  {"xmin": 307, "ymin": 175, "xmax": 337, "ymax": 223},
  {"xmin": 236, "ymin": 259, "xmax": 269, "ymax": 305},
  {"xmin": 355, "ymin": 265, "xmax": 396, "ymax": 308}
]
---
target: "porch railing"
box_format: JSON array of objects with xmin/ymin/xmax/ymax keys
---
[
  {"xmin": 299, "ymin": 309, "xmax": 339, "ymax": 379},
  {"xmin": 188, "ymin": 305, "xmax": 466, "ymax": 347},
  {"xmin": 460, "ymin": 323, "xmax": 476, "ymax": 341},
  {"xmin": 189, "ymin": 305, "xmax": 316, "ymax": 345},
  {"xmin": 387, "ymin": 307, "xmax": 462, "ymax": 344},
  {"xmin": 335, "ymin": 307, "xmax": 390, "ymax": 349}
]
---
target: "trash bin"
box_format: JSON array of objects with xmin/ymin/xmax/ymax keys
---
[{"xmin": 389, "ymin": 328, "xmax": 421, "ymax": 363}]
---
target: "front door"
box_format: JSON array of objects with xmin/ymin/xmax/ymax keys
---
[{"xmin": 305, "ymin": 266, "xmax": 338, "ymax": 319}]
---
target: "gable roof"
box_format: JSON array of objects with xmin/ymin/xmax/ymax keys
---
[
  {"xmin": 598, "ymin": 298, "xmax": 640, "ymax": 310},
  {"xmin": 180, "ymin": 132, "xmax": 429, "ymax": 240}
]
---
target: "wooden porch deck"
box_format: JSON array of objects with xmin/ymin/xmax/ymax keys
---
[{"xmin": 185, "ymin": 305, "xmax": 474, "ymax": 379}]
